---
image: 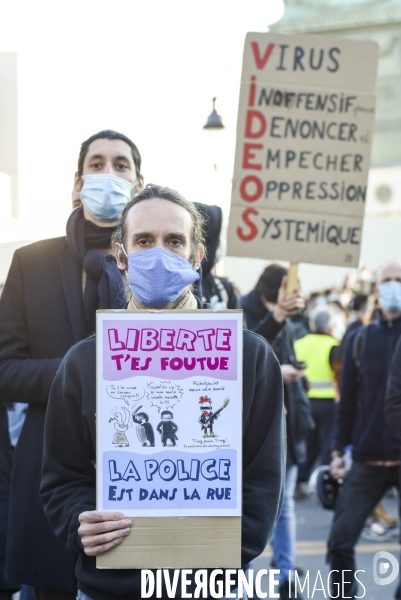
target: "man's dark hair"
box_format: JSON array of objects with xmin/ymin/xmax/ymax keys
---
[
  {"xmin": 254, "ymin": 264, "xmax": 288, "ymax": 303},
  {"xmin": 77, "ymin": 130, "xmax": 142, "ymax": 179},
  {"xmin": 111, "ymin": 184, "xmax": 206, "ymax": 266}
]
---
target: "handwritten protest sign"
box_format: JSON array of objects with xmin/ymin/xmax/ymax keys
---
[
  {"xmin": 227, "ymin": 33, "xmax": 379, "ymax": 267},
  {"xmin": 97, "ymin": 310, "xmax": 243, "ymax": 519}
]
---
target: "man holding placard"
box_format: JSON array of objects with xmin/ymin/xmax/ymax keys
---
[{"xmin": 41, "ymin": 185, "xmax": 286, "ymax": 600}]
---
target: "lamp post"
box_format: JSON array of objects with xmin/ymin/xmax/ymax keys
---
[
  {"xmin": 203, "ymin": 97, "xmax": 226, "ymax": 172},
  {"xmin": 203, "ymin": 98, "xmax": 228, "ymax": 278},
  {"xmin": 203, "ymin": 97, "xmax": 226, "ymax": 131}
]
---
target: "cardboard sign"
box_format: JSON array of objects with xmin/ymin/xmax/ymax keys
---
[
  {"xmin": 96, "ymin": 310, "xmax": 243, "ymax": 568},
  {"xmin": 227, "ymin": 33, "xmax": 379, "ymax": 267}
]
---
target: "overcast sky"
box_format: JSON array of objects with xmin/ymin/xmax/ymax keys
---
[{"xmin": 0, "ymin": 0, "xmax": 284, "ymax": 239}]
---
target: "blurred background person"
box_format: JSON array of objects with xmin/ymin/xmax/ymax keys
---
[
  {"xmin": 327, "ymin": 261, "xmax": 401, "ymax": 599},
  {"xmin": 385, "ymin": 334, "xmax": 401, "ymax": 600},
  {"xmin": 0, "ymin": 276, "xmax": 19, "ymax": 600},
  {"xmin": 0, "ymin": 284, "xmax": 34, "ymax": 600},
  {"xmin": 241, "ymin": 264, "xmax": 314, "ymax": 600},
  {"xmin": 329, "ymin": 294, "xmax": 370, "ymax": 390},
  {"xmin": 294, "ymin": 305, "xmax": 339, "ymax": 484},
  {"xmin": 347, "ymin": 293, "xmax": 369, "ymax": 328},
  {"xmin": 0, "ymin": 403, "xmax": 19, "ymax": 600}
]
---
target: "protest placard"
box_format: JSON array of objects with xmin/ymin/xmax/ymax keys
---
[
  {"xmin": 96, "ymin": 309, "xmax": 243, "ymax": 568},
  {"xmin": 227, "ymin": 33, "xmax": 379, "ymax": 268}
]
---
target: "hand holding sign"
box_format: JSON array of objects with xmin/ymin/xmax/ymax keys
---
[
  {"xmin": 78, "ymin": 510, "xmax": 132, "ymax": 557},
  {"xmin": 106, "ymin": 384, "xmax": 145, "ymax": 406},
  {"xmin": 279, "ymin": 279, "xmax": 305, "ymax": 315},
  {"xmin": 262, "ymin": 276, "xmax": 305, "ymax": 323}
]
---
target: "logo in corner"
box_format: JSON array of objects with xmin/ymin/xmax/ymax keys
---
[{"xmin": 373, "ymin": 551, "xmax": 399, "ymax": 586}]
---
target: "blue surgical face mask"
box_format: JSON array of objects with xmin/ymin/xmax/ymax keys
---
[
  {"xmin": 123, "ymin": 246, "xmax": 199, "ymax": 308},
  {"xmin": 81, "ymin": 174, "xmax": 134, "ymax": 222},
  {"xmin": 378, "ymin": 280, "xmax": 401, "ymax": 313}
]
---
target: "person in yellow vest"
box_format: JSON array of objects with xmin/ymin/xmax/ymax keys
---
[{"xmin": 294, "ymin": 305, "xmax": 339, "ymax": 481}]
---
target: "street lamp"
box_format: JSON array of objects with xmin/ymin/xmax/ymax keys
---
[
  {"xmin": 203, "ymin": 97, "xmax": 226, "ymax": 130},
  {"xmin": 202, "ymin": 98, "xmax": 228, "ymax": 279}
]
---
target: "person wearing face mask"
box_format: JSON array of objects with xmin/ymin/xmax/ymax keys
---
[
  {"xmin": 241, "ymin": 265, "xmax": 313, "ymax": 600},
  {"xmin": 40, "ymin": 185, "xmax": 286, "ymax": 600},
  {"xmin": 385, "ymin": 320, "xmax": 401, "ymax": 600},
  {"xmin": 327, "ymin": 261, "xmax": 401, "ymax": 600},
  {"xmin": 0, "ymin": 130, "xmax": 143, "ymax": 600}
]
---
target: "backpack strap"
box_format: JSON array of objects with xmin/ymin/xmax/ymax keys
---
[{"xmin": 352, "ymin": 324, "xmax": 371, "ymax": 379}]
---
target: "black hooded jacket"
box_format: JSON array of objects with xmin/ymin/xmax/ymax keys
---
[
  {"xmin": 385, "ymin": 334, "xmax": 401, "ymax": 441},
  {"xmin": 195, "ymin": 203, "xmax": 238, "ymax": 309},
  {"xmin": 334, "ymin": 312, "xmax": 401, "ymax": 461},
  {"xmin": 241, "ymin": 291, "xmax": 313, "ymax": 465}
]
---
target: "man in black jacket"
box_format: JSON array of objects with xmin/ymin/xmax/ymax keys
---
[
  {"xmin": 328, "ymin": 261, "xmax": 401, "ymax": 599},
  {"xmin": 385, "ymin": 335, "xmax": 401, "ymax": 600},
  {"xmin": 386, "ymin": 334, "xmax": 401, "ymax": 440},
  {"xmin": 0, "ymin": 130, "xmax": 143, "ymax": 600},
  {"xmin": 40, "ymin": 185, "xmax": 286, "ymax": 600},
  {"xmin": 241, "ymin": 264, "xmax": 312, "ymax": 600}
]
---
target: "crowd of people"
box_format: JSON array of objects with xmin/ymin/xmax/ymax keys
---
[
  {"xmin": 241, "ymin": 263, "xmax": 401, "ymax": 599},
  {"xmin": 0, "ymin": 129, "xmax": 399, "ymax": 600}
]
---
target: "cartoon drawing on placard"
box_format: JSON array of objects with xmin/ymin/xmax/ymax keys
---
[
  {"xmin": 156, "ymin": 410, "xmax": 178, "ymax": 447},
  {"xmin": 132, "ymin": 405, "xmax": 155, "ymax": 447},
  {"xmin": 109, "ymin": 407, "xmax": 130, "ymax": 447},
  {"xmin": 199, "ymin": 396, "xmax": 230, "ymax": 438}
]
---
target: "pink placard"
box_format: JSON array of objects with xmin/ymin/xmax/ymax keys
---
[{"xmin": 103, "ymin": 319, "xmax": 238, "ymax": 381}]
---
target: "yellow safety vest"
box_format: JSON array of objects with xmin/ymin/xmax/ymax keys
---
[{"xmin": 294, "ymin": 333, "xmax": 339, "ymax": 399}]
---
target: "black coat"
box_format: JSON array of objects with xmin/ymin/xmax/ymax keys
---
[
  {"xmin": 240, "ymin": 291, "xmax": 285, "ymax": 345},
  {"xmin": 202, "ymin": 273, "xmax": 239, "ymax": 310},
  {"xmin": 334, "ymin": 312, "xmax": 401, "ymax": 461},
  {"xmin": 240, "ymin": 291, "xmax": 313, "ymax": 465},
  {"xmin": 194, "ymin": 203, "xmax": 238, "ymax": 310},
  {"xmin": 0, "ymin": 403, "xmax": 18, "ymax": 592},
  {"xmin": 40, "ymin": 330, "xmax": 286, "ymax": 600},
  {"xmin": 386, "ymin": 334, "xmax": 401, "ymax": 440},
  {"xmin": 0, "ymin": 236, "xmax": 104, "ymax": 590}
]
